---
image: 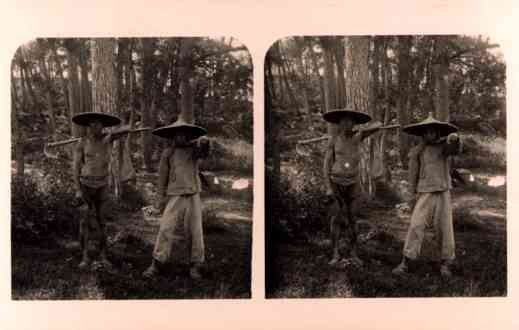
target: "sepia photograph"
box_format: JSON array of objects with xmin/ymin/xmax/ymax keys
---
[
  {"xmin": 265, "ymin": 35, "xmax": 506, "ymax": 298},
  {"xmin": 10, "ymin": 37, "xmax": 253, "ymax": 299}
]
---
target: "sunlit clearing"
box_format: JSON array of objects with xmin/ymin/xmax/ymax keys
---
[
  {"xmin": 232, "ymin": 179, "xmax": 249, "ymax": 190},
  {"xmin": 488, "ymin": 176, "xmax": 506, "ymax": 187}
]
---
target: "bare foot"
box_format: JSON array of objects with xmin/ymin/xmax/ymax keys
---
[
  {"xmin": 143, "ymin": 263, "xmax": 159, "ymax": 278},
  {"xmin": 328, "ymin": 255, "xmax": 341, "ymax": 266},
  {"xmin": 190, "ymin": 266, "xmax": 202, "ymax": 280},
  {"xmin": 392, "ymin": 262, "xmax": 408, "ymax": 276},
  {"xmin": 440, "ymin": 264, "xmax": 452, "ymax": 278},
  {"xmin": 78, "ymin": 257, "xmax": 90, "ymax": 270}
]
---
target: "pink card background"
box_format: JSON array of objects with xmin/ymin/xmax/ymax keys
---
[{"xmin": 0, "ymin": 0, "xmax": 517, "ymax": 329}]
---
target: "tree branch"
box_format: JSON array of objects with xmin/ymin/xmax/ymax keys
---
[
  {"xmin": 197, "ymin": 46, "xmax": 248, "ymax": 62},
  {"xmin": 449, "ymin": 44, "xmax": 500, "ymax": 61}
]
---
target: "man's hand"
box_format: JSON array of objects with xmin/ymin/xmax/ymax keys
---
[
  {"xmin": 154, "ymin": 197, "xmax": 167, "ymax": 213},
  {"xmin": 75, "ymin": 189, "xmax": 83, "ymax": 200},
  {"xmin": 194, "ymin": 136, "xmax": 210, "ymax": 158},
  {"xmin": 324, "ymin": 187, "xmax": 335, "ymax": 205},
  {"xmin": 447, "ymin": 133, "xmax": 460, "ymax": 144},
  {"xmin": 74, "ymin": 189, "xmax": 84, "ymax": 207},
  {"xmin": 197, "ymin": 136, "xmax": 210, "ymax": 150}
]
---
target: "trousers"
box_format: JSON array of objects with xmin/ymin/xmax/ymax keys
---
[
  {"xmin": 153, "ymin": 193, "xmax": 205, "ymax": 264},
  {"xmin": 403, "ymin": 191, "xmax": 455, "ymax": 261}
]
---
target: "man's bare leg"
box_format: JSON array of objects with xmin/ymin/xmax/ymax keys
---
[
  {"xmin": 79, "ymin": 216, "xmax": 90, "ymax": 269},
  {"xmin": 346, "ymin": 201, "xmax": 363, "ymax": 266},
  {"xmin": 143, "ymin": 259, "xmax": 161, "ymax": 278},
  {"xmin": 96, "ymin": 203, "xmax": 112, "ymax": 267},
  {"xmin": 329, "ymin": 215, "xmax": 341, "ymax": 265}
]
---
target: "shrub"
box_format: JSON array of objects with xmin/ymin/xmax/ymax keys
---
[
  {"xmin": 233, "ymin": 110, "xmax": 253, "ymax": 144},
  {"xmin": 201, "ymin": 138, "xmax": 253, "ymax": 174},
  {"xmin": 11, "ymin": 175, "xmax": 79, "ymax": 245},
  {"xmin": 268, "ymin": 149, "xmax": 330, "ymax": 239},
  {"xmin": 456, "ymin": 135, "xmax": 506, "ymax": 172}
]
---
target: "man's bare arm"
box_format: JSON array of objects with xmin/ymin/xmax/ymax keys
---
[
  {"xmin": 323, "ymin": 137, "xmax": 335, "ymax": 194},
  {"xmin": 73, "ymin": 140, "xmax": 84, "ymax": 192}
]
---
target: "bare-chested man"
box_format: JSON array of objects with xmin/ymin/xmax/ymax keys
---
[
  {"xmin": 72, "ymin": 112, "xmax": 129, "ymax": 269},
  {"xmin": 323, "ymin": 107, "xmax": 382, "ymax": 266}
]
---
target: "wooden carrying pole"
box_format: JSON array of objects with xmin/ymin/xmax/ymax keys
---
[
  {"xmin": 43, "ymin": 127, "xmax": 152, "ymax": 158},
  {"xmin": 297, "ymin": 124, "xmax": 401, "ymax": 145}
]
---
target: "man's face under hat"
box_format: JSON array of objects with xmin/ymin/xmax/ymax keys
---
[{"xmin": 339, "ymin": 116, "xmax": 355, "ymax": 131}]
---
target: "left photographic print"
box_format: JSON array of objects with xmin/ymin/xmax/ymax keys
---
[{"xmin": 10, "ymin": 37, "xmax": 253, "ymax": 299}]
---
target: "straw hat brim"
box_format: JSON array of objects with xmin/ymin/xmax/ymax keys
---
[
  {"xmin": 403, "ymin": 122, "xmax": 458, "ymax": 137},
  {"xmin": 72, "ymin": 112, "xmax": 121, "ymax": 127},
  {"xmin": 323, "ymin": 109, "xmax": 372, "ymax": 124},
  {"xmin": 152, "ymin": 123, "xmax": 207, "ymax": 140}
]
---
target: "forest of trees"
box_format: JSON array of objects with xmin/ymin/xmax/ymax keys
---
[
  {"xmin": 266, "ymin": 35, "xmax": 506, "ymax": 199},
  {"xmin": 11, "ymin": 37, "xmax": 253, "ymax": 181}
]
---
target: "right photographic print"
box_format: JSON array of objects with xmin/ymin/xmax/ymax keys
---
[{"xmin": 265, "ymin": 35, "xmax": 506, "ymax": 298}]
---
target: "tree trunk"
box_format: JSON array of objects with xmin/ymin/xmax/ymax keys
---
[
  {"xmin": 433, "ymin": 38, "xmax": 451, "ymax": 122},
  {"xmin": 178, "ymin": 38, "xmax": 197, "ymax": 123},
  {"xmin": 397, "ymin": 36, "xmax": 412, "ymax": 169},
  {"xmin": 293, "ymin": 37, "xmax": 311, "ymax": 116},
  {"xmin": 19, "ymin": 49, "xmax": 38, "ymax": 109},
  {"xmin": 266, "ymin": 48, "xmax": 278, "ymax": 105},
  {"xmin": 345, "ymin": 36, "xmax": 372, "ymax": 195},
  {"xmin": 78, "ymin": 40, "xmax": 92, "ymax": 114},
  {"xmin": 141, "ymin": 38, "xmax": 156, "ymax": 171},
  {"xmin": 320, "ymin": 37, "xmax": 339, "ymax": 136},
  {"xmin": 49, "ymin": 40, "xmax": 70, "ymax": 117},
  {"xmin": 16, "ymin": 50, "xmax": 31, "ymax": 112},
  {"xmin": 116, "ymin": 38, "xmax": 131, "ymax": 118},
  {"xmin": 125, "ymin": 41, "xmax": 136, "ymax": 157},
  {"xmin": 91, "ymin": 38, "xmax": 121, "ymax": 198},
  {"xmin": 11, "ymin": 69, "xmax": 24, "ymax": 179},
  {"xmin": 367, "ymin": 37, "xmax": 388, "ymax": 192},
  {"xmin": 307, "ymin": 40, "xmax": 326, "ymax": 114},
  {"xmin": 36, "ymin": 39, "xmax": 57, "ymax": 140},
  {"xmin": 275, "ymin": 43, "xmax": 298, "ymax": 110},
  {"xmin": 380, "ymin": 38, "xmax": 392, "ymax": 182},
  {"xmin": 334, "ymin": 37, "xmax": 347, "ymax": 109},
  {"xmin": 64, "ymin": 39, "xmax": 83, "ymax": 137}
]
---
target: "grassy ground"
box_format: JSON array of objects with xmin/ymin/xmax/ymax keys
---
[
  {"xmin": 267, "ymin": 177, "xmax": 507, "ymax": 298},
  {"xmin": 12, "ymin": 192, "xmax": 252, "ymax": 300}
]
